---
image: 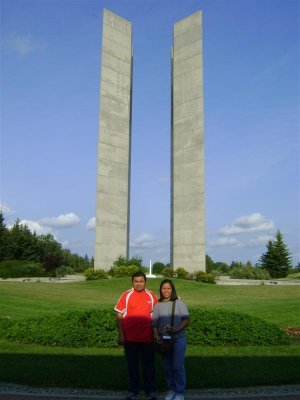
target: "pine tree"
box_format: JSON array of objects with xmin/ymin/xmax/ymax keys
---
[
  {"xmin": 0, "ymin": 211, "xmax": 12, "ymax": 260},
  {"xmin": 259, "ymin": 230, "xmax": 292, "ymax": 278},
  {"xmin": 9, "ymin": 220, "xmax": 39, "ymax": 261}
]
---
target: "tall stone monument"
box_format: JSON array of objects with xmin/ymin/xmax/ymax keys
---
[
  {"xmin": 95, "ymin": 9, "xmax": 205, "ymax": 272},
  {"xmin": 94, "ymin": 9, "xmax": 133, "ymax": 270},
  {"xmin": 171, "ymin": 11, "xmax": 206, "ymax": 272}
]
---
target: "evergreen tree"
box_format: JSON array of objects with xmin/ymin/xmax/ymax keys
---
[
  {"xmin": 0, "ymin": 211, "xmax": 12, "ymax": 260},
  {"xmin": 259, "ymin": 230, "xmax": 292, "ymax": 278},
  {"xmin": 9, "ymin": 220, "xmax": 39, "ymax": 261}
]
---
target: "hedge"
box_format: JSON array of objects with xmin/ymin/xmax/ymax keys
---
[
  {"xmin": 187, "ymin": 309, "xmax": 290, "ymax": 345},
  {"xmin": 0, "ymin": 308, "xmax": 290, "ymax": 348},
  {"xmin": 0, "ymin": 260, "xmax": 45, "ymax": 279}
]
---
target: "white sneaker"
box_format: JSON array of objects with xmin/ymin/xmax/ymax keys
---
[
  {"xmin": 164, "ymin": 391, "xmax": 176, "ymax": 400},
  {"xmin": 173, "ymin": 394, "xmax": 184, "ymax": 400}
]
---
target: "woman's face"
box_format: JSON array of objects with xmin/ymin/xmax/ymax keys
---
[{"xmin": 161, "ymin": 282, "xmax": 172, "ymax": 300}]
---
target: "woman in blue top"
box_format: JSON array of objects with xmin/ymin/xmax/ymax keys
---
[{"xmin": 152, "ymin": 279, "xmax": 189, "ymax": 400}]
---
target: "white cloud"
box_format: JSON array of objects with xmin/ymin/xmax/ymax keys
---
[
  {"xmin": 4, "ymin": 33, "xmax": 43, "ymax": 56},
  {"xmin": 219, "ymin": 213, "xmax": 275, "ymax": 235},
  {"xmin": 247, "ymin": 235, "xmax": 273, "ymax": 247},
  {"xmin": 86, "ymin": 217, "xmax": 95, "ymax": 230},
  {"xmin": 39, "ymin": 213, "xmax": 80, "ymax": 229},
  {"xmin": 0, "ymin": 203, "xmax": 12, "ymax": 215},
  {"xmin": 131, "ymin": 233, "xmax": 155, "ymax": 249},
  {"xmin": 19, "ymin": 219, "xmax": 54, "ymax": 236},
  {"xmin": 209, "ymin": 237, "xmax": 241, "ymax": 247}
]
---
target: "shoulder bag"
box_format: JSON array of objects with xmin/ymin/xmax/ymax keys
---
[{"xmin": 155, "ymin": 300, "xmax": 176, "ymax": 354}]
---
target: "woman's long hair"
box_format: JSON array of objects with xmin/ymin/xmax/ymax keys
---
[{"xmin": 159, "ymin": 279, "xmax": 178, "ymax": 302}]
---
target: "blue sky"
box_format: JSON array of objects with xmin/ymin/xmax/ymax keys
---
[{"xmin": 1, "ymin": 0, "xmax": 299, "ymax": 267}]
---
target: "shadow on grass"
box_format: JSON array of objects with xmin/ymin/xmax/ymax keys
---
[{"xmin": 0, "ymin": 353, "xmax": 299, "ymax": 389}]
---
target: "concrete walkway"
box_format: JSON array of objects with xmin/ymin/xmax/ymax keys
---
[
  {"xmin": 1, "ymin": 385, "xmax": 300, "ymax": 400},
  {"xmin": 1, "ymin": 275, "xmax": 300, "ymax": 286}
]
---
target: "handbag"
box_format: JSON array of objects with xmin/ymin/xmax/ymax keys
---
[{"xmin": 155, "ymin": 300, "xmax": 176, "ymax": 354}]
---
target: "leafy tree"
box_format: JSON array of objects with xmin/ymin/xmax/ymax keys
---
[
  {"xmin": 152, "ymin": 262, "xmax": 165, "ymax": 274},
  {"xmin": 43, "ymin": 252, "xmax": 64, "ymax": 273},
  {"xmin": 214, "ymin": 262, "xmax": 230, "ymax": 274},
  {"xmin": 112, "ymin": 255, "xmax": 127, "ymax": 268},
  {"xmin": 162, "ymin": 267, "xmax": 175, "ymax": 278},
  {"xmin": 206, "ymin": 255, "xmax": 215, "ymax": 272},
  {"xmin": 61, "ymin": 249, "xmax": 91, "ymax": 272},
  {"xmin": 128, "ymin": 255, "xmax": 143, "ymax": 268},
  {"xmin": 230, "ymin": 261, "xmax": 244, "ymax": 269},
  {"xmin": 259, "ymin": 230, "xmax": 293, "ymax": 278},
  {"xmin": 37, "ymin": 234, "xmax": 61, "ymax": 260}
]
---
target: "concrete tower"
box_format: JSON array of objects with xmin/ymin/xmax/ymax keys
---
[
  {"xmin": 171, "ymin": 11, "xmax": 206, "ymax": 272},
  {"xmin": 94, "ymin": 9, "xmax": 133, "ymax": 270}
]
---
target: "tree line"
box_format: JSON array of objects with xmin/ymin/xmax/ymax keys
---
[
  {"xmin": 0, "ymin": 210, "xmax": 296, "ymax": 279},
  {"xmin": 206, "ymin": 230, "xmax": 295, "ymax": 278},
  {"xmin": 0, "ymin": 211, "xmax": 93, "ymax": 274}
]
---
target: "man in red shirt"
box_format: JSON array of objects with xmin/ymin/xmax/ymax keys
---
[{"xmin": 115, "ymin": 271, "xmax": 158, "ymax": 400}]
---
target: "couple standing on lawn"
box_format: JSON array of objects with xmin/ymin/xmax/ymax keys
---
[{"xmin": 115, "ymin": 271, "xmax": 190, "ymax": 400}]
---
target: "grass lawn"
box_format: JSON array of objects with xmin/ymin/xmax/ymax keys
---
[
  {"xmin": 0, "ymin": 340, "xmax": 299, "ymax": 389},
  {"xmin": 0, "ymin": 278, "xmax": 299, "ymax": 389},
  {"xmin": 1, "ymin": 278, "xmax": 300, "ymax": 327}
]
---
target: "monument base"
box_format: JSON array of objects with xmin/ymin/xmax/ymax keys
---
[{"xmin": 146, "ymin": 273, "xmax": 157, "ymax": 278}]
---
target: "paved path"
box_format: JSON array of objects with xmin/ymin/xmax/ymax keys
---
[
  {"xmin": 1, "ymin": 395, "xmax": 300, "ymax": 400},
  {"xmin": 1, "ymin": 386, "xmax": 300, "ymax": 400}
]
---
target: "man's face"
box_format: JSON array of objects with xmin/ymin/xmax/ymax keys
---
[{"xmin": 132, "ymin": 276, "xmax": 146, "ymax": 292}]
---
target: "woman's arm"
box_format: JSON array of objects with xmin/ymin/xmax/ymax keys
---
[
  {"xmin": 174, "ymin": 317, "xmax": 189, "ymax": 334},
  {"xmin": 116, "ymin": 312, "xmax": 124, "ymax": 346},
  {"xmin": 153, "ymin": 327, "xmax": 162, "ymax": 343},
  {"xmin": 165, "ymin": 317, "xmax": 189, "ymax": 335}
]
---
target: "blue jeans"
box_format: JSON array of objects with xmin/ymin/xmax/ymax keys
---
[
  {"xmin": 124, "ymin": 341, "xmax": 156, "ymax": 395},
  {"xmin": 161, "ymin": 336, "xmax": 186, "ymax": 394}
]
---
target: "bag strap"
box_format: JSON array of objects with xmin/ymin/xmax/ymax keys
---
[{"xmin": 170, "ymin": 300, "xmax": 176, "ymax": 328}]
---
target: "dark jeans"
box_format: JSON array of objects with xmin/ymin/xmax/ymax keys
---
[
  {"xmin": 124, "ymin": 341, "xmax": 156, "ymax": 395},
  {"xmin": 162, "ymin": 336, "xmax": 187, "ymax": 394}
]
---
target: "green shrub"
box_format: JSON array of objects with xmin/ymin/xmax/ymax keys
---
[
  {"xmin": 54, "ymin": 265, "xmax": 75, "ymax": 277},
  {"xmin": 187, "ymin": 309, "xmax": 291, "ymax": 346},
  {"xmin": 162, "ymin": 267, "xmax": 175, "ymax": 278},
  {"xmin": 0, "ymin": 308, "xmax": 290, "ymax": 348},
  {"xmin": 229, "ymin": 266, "xmax": 270, "ymax": 280},
  {"xmin": 84, "ymin": 268, "xmax": 108, "ymax": 280},
  {"xmin": 194, "ymin": 271, "xmax": 216, "ymax": 284},
  {"xmin": 0, "ymin": 309, "xmax": 117, "ymax": 348},
  {"xmin": 108, "ymin": 265, "xmax": 140, "ymax": 278},
  {"xmin": 175, "ymin": 267, "xmax": 189, "ymax": 280},
  {"xmin": 0, "ymin": 260, "xmax": 45, "ymax": 279},
  {"xmin": 0, "ymin": 317, "xmax": 13, "ymax": 337},
  {"xmin": 112, "ymin": 255, "xmax": 143, "ymax": 268}
]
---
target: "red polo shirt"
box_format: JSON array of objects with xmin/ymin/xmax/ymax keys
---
[{"xmin": 115, "ymin": 288, "xmax": 158, "ymax": 343}]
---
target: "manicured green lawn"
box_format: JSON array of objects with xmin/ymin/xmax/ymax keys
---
[
  {"xmin": 1, "ymin": 278, "xmax": 299, "ymax": 389},
  {"xmin": 1, "ymin": 278, "xmax": 300, "ymax": 327}
]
